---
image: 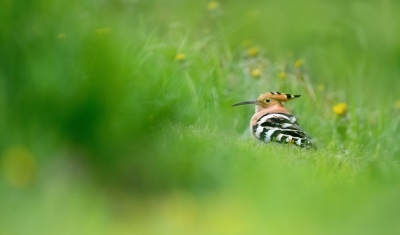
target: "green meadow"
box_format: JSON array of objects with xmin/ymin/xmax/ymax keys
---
[{"xmin": 1, "ymin": 0, "xmax": 400, "ymax": 234}]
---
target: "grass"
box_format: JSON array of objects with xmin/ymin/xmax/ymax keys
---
[{"xmin": 1, "ymin": 0, "xmax": 400, "ymax": 234}]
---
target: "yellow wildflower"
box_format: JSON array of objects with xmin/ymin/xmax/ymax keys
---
[
  {"xmin": 96, "ymin": 27, "xmax": 111, "ymax": 35},
  {"xmin": 1, "ymin": 146, "xmax": 36, "ymax": 188},
  {"xmin": 251, "ymin": 68, "xmax": 261, "ymax": 78},
  {"xmin": 333, "ymin": 102, "xmax": 347, "ymax": 116},
  {"xmin": 176, "ymin": 53, "xmax": 186, "ymax": 61},
  {"xmin": 394, "ymin": 100, "xmax": 400, "ymax": 110},
  {"xmin": 247, "ymin": 46, "xmax": 259, "ymax": 57},
  {"xmin": 317, "ymin": 84, "xmax": 325, "ymax": 92},
  {"xmin": 294, "ymin": 59, "xmax": 304, "ymax": 68},
  {"xmin": 278, "ymin": 72, "xmax": 286, "ymax": 79},
  {"xmin": 57, "ymin": 33, "xmax": 66, "ymax": 39},
  {"xmin": 208, "ymin": 1, "xmax": 219, "ymax": 10}
]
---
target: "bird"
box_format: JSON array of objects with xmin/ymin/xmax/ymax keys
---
[{"xmin": 232, "ymin": 91, "xmax": 313, "ymax": 148}]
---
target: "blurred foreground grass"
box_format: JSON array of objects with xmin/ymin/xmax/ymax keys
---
[{"xmin": 1, "ymin": 0, "xmax": 400, "ymax": 234}]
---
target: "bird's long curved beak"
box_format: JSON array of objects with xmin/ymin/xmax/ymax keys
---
[{"xmin": 232, "ymin": 100, "xmax": 257, "ymax": 107}]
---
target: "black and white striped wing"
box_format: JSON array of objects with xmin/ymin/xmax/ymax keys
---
[{"xmin": 252, "ymin": 113, "xmax": 312, "ymax": 148}]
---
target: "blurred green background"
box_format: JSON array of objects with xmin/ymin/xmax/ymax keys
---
[{"xmin": 1, "ymin": 0, "xmax": 400, "ymax": 234}]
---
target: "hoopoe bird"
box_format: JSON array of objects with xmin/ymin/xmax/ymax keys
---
[{"xmin": 232, "ymin": 91, "xmax": 313, "ymax": 148}]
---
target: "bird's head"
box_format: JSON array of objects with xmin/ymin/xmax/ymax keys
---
[{"xmin": 232, "ymin": 91, "xmax": 301, "ymax": 112}]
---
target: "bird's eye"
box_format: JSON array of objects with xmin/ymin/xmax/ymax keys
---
[{"xmin": 265, "ymin": 99, "xmax": 270, "ymax": 102}]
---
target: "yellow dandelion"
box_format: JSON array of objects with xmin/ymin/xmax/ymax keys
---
[
  {"xmin": 96, "ymin": 27, "xmax": 111, "ymax": 35},
  {"xmin": 251, "ymin": 68, "xmax": 261, "ymax": 78},
  {"xmin": 317, "ymin": 84, "xmax": 325, "ymax": 92},
  {"xmin": 333, "ymin": 102, "xmax": 347, "ymax": 116},
  {"xmin": 208, "ymin": 1, "xmax": 219, "ymax": 10},
  {"xmin": 294, "ymin": 59, "xmax": 304, "ymax": 68},
  {"xmin": 247, "ymin": 46, "xmax": 259, "ymax": 57},
  {"xmin": 176, "ymin": 53, "xmax": 186, "ymax": 61},
  {"xmin": 57, "ymin": 33, "xmax": 66, "ymax": 39},
  {"xmin": 394, "ymin": 100, "xmax": 400, "ymax": 110},
  {"xmin": 1, "ymin": 146, "xmax": 36, "ymax": 188},
  {"xmin": 278, "ymin": 72, "xmax": 286, "ymax": 79}
]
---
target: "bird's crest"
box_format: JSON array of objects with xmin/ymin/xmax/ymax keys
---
[
  {"xmin": 232, "ymin": 91, "xmax": 300, "ymax": 109},
  {"xmin": 258, "ymin": 91, "xmax": 301, "ymax": 102}
]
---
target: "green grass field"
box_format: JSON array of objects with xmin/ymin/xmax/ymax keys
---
[{"xmin": 1, "ymin": 0, "xmax": 400, "ymax": 234}]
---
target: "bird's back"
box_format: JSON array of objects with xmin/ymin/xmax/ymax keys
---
[{"xmin": 251, "ymin": 112, "xmax": 313, "ymax": 148}]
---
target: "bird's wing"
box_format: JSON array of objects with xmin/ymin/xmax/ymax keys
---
[{"xmin": 252, "ymin": 113, "xmax": 312, "ymax": 148}]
